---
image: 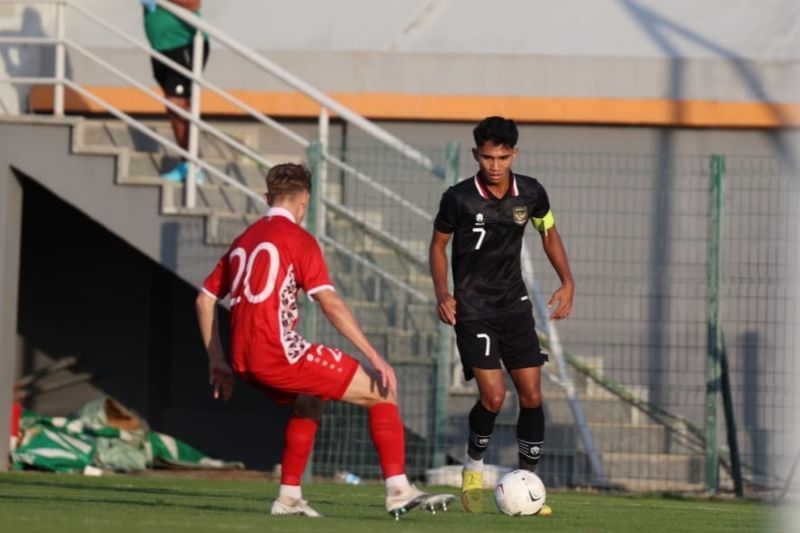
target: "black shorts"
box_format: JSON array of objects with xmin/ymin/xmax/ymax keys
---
[
  {"xmin": 151, "ymin": 41, "xmax": 210, "ymax": 98},
  {"xmin": 454, "ymin": 311, "xmax": 547, "ymax": 381}
]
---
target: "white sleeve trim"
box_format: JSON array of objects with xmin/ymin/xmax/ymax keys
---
[
  {"xmin": 306, "ymin": 284, "xmax": 335, "ymax": 301},
  {"xmin": 201, "ymin": 287, "xmax": 219, "ymax": 300}
]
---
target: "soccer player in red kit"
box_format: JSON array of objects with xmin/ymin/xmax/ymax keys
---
[{"xmin": 196, "ymin": 163, "xmax": 440, "ymax": 518}]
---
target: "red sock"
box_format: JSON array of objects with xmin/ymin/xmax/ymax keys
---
[
  {"xmin": 11, "ymin": 401, "xmax": 21, "ymax": 437},
  {"xmin": 280, "ymin": 416, "xmax": 318, "ymax": 486},
  {"xmin": 368, "ymin": 402, "xmax": 406, "ymax": 478}
]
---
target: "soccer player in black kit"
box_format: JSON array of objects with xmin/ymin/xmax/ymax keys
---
[{"xmin": 429, "ymin": 116, "xmax": 574, "ymax": 516}]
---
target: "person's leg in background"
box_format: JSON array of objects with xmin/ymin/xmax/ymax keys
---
[{"xmin": 157, "ymin": 42, "xmax": 209, "ymax": 183}]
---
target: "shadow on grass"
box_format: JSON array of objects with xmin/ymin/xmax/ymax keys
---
[
  {"xmin": 0, "ymin": 476, "xmax": 264, "ymax": 503},
  {"xmin": 1, "ymin": 492, "xmax": 264, "ymax": 515}
]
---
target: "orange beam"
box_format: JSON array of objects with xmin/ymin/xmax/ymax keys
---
[{"xmin": 28, "ymin": 85, "xmax": 800, "ymax": 128}]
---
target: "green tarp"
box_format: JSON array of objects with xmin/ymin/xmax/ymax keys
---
[{"xmin": 12, "ymin": 397, "xmax": 244, "ymax": 473}]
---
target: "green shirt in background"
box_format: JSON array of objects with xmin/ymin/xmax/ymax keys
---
[{"xmin": 143, "ymin": 5, "xmax": 207, "ymax": 51}]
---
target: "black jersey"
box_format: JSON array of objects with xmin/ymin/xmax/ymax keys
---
[{"xmin": 434, "ymin": 173, "xmax": 551, "ymax": 321}]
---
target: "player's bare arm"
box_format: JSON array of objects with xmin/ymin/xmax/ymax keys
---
[
  {"xmin": 195, "ymin": 291, "xmax": 235, "ymax": 400},
  {"xmin": 314, "ymin": 288, "xmax": 398, "ymax": 395},
  {"xmin": 429, "ymin": 229, "xmax": 457, "ymax": 325},
  {"xmin": 539, "ymin": 225, "xmax": 574, "ymax": 320}
]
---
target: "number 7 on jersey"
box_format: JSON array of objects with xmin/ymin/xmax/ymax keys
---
[{"xmin": 472, "ymin": 227, "xmax": 486, "ymax": 250}]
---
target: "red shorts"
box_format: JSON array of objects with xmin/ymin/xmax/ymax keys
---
[{"xmin": 236, "ymin": 343, "xmax": 361, "ymax": 405}]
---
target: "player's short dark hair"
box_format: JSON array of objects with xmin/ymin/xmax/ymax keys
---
[
  {"xmin": 266, "ymin": 163, "xmax": 312, "ymax": 200},
  {"xmin": 473, "ymin": 116, "xmax": 518, "ymax": 148}
]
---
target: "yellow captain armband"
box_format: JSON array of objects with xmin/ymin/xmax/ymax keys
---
[{"xmin": 531, "ymin": 210, "xmax": 555, "ymax": 236}]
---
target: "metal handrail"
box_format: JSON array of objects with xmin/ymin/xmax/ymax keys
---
[
  {"xmin": 1, "ymin": 0, "xmax": 439, "ymax": 219},
  {"xmin": 0, "ymin": 73, "xmax": 232, "ymax": 186},
  {"xmin": 153, "ymin": 0, "xmax": 438, "ymax": 175},
  {"xmin": 63, "ymin": 37, "xmax": 277, "ymax": 173},
  {"xmin": 0, "ymin": 0, "xmax": 437, "ymax": 286},
  {"xmin": 65, "ymin": 1, "xmax": 309, "ymax": 149},
  {"xmin": 323, "ymin": 152, "xmax": 435, "ymax": 223},
  {"xmin": 0, "ymin": 36, "xmax": 56, "ymax": 44},
  {"xmin": 71, "ymin": 0, "xmax": 436, "ymax": 223},
  {"xmin": 320, "ymin": 236, "xmax": 430, "ymax": 304},
  {"xmin": 0, "ymin": 76, "xmax": 57, "ymax": 84},
  {"xmin": 61, "ymin": 79, "xmax": 265, "ymax": 204},
  {"xmin": 0, "ymin": 90, "xmax": 434, "ymax": 319},
  {"xmin": 323, "ymin": 200, "xmax": 427, "ymax": 267}
]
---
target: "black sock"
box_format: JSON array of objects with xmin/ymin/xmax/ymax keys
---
[
  {"xmin": 467, "ymin": 401, "xmax": 498, "ymax": 460},
  {"xmin": 517, "ymin": 405, "xmax": 545, "ymax": 471}
]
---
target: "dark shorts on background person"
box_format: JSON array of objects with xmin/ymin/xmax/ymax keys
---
[
  {"xmin": 151, "ymin": 40, "xmax": 210, "ymax": 98},
  {"xmin": 455, "ymin": 311, "xmax": 548, "ymax": 380}
]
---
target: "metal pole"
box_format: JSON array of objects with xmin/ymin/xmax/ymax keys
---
[
  {"xmin": 185, "ymin": 29, "xmax": 203, "ymax": 208},
  {"xmin": 705, "ymin": 154, "xmax": 724, "ymax": 492},
  {"xmin": 720, "ymin": 333, "xmax": 744, "ymax": 496},
  {"xmin": 317, "ymin": 108, "xmax": 329, "ymax": 239},
  {"xmin": 54, "ymin": 0, "xmax": 66, "ymax": 116},
  {"xmin": 708, "ymin": 155, "xmax": 743, "ymax": 496},
  {"xmin": 302, "ymin": 141, "xmax": 324, "ymax": 482},
  {"xmin": 522, "ymin": 246, "xmax": 609, "ymax": 487},
  {"xmin": 432, "ymin": 141, "xmax": 459, "ymax": 467},
  {"xmin": 0, "ymin": 170, "xmax": 24, "ymax": 472},
  {"xmin": 303, "ymin": 141, "xmax": 322, "ymax": 341}
]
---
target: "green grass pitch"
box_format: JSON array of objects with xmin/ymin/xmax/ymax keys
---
[{"xmin": 0, "ymin": 472, "xmax": 772, "ymax": 532}]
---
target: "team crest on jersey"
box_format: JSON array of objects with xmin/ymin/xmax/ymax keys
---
[
  {"xmin": 475, "ymin": 213, "xmax": 485, "ymax": 226},
  {"xmin": 512, "ymin": 206, "xmax": 528, "ymax": 226}
]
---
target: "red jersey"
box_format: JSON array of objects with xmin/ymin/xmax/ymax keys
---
[{"xmin": 202, "ymin": 207, "xmax": 334, "ymax": 374}]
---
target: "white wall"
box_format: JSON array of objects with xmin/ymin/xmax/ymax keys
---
[
  {"xmin": 60, "ymin": 0, "xmax": 800, "ymax": 60},
  {"xmin": 0, "ymin": 1, "xmax": 797, "ymax": 112},
  {"xmin": 1, "ymin": 0, "xmax": 797, "ymax": 110}
]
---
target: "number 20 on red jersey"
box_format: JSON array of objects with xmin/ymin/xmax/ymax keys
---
[{"xmin": 228, "ymin": 243, "xmax": 281, "ymax": 306}]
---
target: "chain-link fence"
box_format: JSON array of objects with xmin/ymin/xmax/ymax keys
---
[
  {"xmin": 509, "ymin": 150, "xmax": 798, "ymax": 493},
  {"xmin": 303, "ymin": 139, "xmax": 452, "ymax": 481},
  {"xmin": 304, "ymin": 140, "xmax": 798, "ymax": 496}
]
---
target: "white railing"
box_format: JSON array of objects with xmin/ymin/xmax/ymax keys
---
[
  {"xmin": 153, "ymin": 0, "xmax": 437, "ymax": 172},
  {"xmin": 320, "ymin": 235, "xmax": 431, "ymax": 304},
  {"xmin": 0, "ymin": 0, "xmax": 437, "ymax": 297},
  {"xmin": 0, "ymin": 0, "xmax": 440, "ymax": 219}
]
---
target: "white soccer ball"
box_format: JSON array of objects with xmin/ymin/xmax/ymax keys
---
[{"xmin": 494, "ymin": 469, "xmax": 546, "ymax": 516}]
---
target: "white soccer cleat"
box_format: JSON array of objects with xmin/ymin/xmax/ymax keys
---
[
  {"xmin": 270, "ymin": 496, "xmax": 323, "ymax": 517},
  {"xmin": 421, "ymin": 493, "xmax": 456, "ymax": 514},
  {"xmin": 385, "ymin": 484, "xmax": 430, "ymax": 520}
]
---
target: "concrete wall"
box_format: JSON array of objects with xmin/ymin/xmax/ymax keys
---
[{"xmin": 0, "ymin": 0, "xmax": 796, "ymax": 113}]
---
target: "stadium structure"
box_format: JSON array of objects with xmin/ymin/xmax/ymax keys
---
[{"xmin": 0, "ymin": 0, "xmax": 798, "ymax": 496}]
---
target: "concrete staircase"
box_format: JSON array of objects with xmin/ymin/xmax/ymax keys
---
[
  {"xmin": 71, "ymin": 117, "xmax": 442, "ymax": 360},
  {"xmin": 76, "ymin": 118, "xmax": 278, "ymax": 243}
]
